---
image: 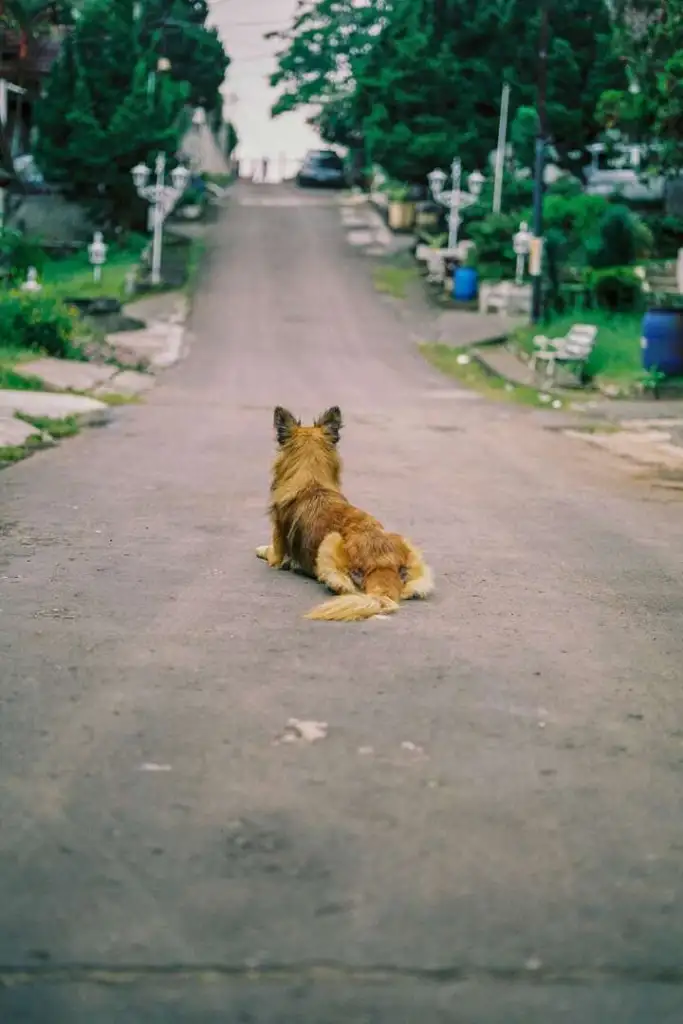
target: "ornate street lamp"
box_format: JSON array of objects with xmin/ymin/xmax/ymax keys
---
[{"xmin": 131, "ymin": 154, "xmax": 189, "ymax": 285}]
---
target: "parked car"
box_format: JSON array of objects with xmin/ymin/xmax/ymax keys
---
[{"xmin": 296, "ymin": 150, "xmax": 347, "ymax": 189}]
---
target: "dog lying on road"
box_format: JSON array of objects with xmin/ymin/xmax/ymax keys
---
[{"xmin": 256, "ymin": 406, "xmax": 434, "ymax": 621}]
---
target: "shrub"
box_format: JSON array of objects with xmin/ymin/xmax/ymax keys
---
[
  {"xmin": 466, "ymin": 211, "xmax": 518, "ymax": 271},
  {"xmin": 642, "ymin": 213, "xmax": 683, "ymax": 259},
  {"xmin": 587, "ymin": 266, "xmax": 643, "ymax": 311},
  {"xmin": 589, "ymin": 205, "xmax": 640, "ymax": 268},
  {"xmin": 0, "ymin": 292, "xmax": 80, "ymax": 358}
]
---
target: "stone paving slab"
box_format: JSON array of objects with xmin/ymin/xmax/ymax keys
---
[
  {"xmin": 123, "ymin": 290, "xmax": 187, "ymax": 325},
  {"xmin": 0, "ymin": 390, "xmax": 110, "ymax": 426},
  {"xmin": 107, "ymin": 323, "xmax": 185, "ymax": 371},
  {"xmin": 94, "ymin": 369, "xmax": 156, "ymax": 398},
  {"xmin": 14, "ymin": 358, "xmax": 116, "ymax": 393},
  {"xmin": 566, "ymin": 426, "xmax": 683, "ymax": 471},
  {"xmin": 0, "ymin": 415, "xmax": 46, "ymax": 449}
]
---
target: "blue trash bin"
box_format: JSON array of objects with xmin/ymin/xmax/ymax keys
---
[
  {"xmin": 641, "ymin": 307, "xmax": 683, "ymax": 377},
  {"xmin": 453, "ymin": 266, "xmax": 479, "ymax": 302}
]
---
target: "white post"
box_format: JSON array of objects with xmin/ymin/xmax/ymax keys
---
[
  {"xmin": 516, "ymin": 252, "xmax": 524, "ymax": 286},
  {"xmin": 492, "ymin": 82, "xmax": 511, "ymax": 215},
  {"xmin": 448, "ymin": 157, "xmax": 462, "ymax": 251},
  {"xmin": 151, "ymin": 152, "xmax": 165, "ymax": 286}
]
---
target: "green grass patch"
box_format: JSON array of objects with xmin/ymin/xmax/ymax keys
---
[
  {"xmin": 40, "ymin": 238, "xmax": 146, "ymax": 301},
  {"xmin": 0, "ymin": 346, "xmax": 45, "ymax": 390},
  {"xmin": 421, "ymin": 343, "xmax": 567, "ymax": 408},
  {"xmin": 185, "ymin": 237, "xmax": 207, "ymax": 295},
  {"xmin": 510, "ymin": 311, "xmax": 642, "ymax": 383},
  {"xmin": 16, "ymin": 413, "xmax": 80, "ymax": 438},
  {"xmin": 373, "ymin": 265, "xmax": 418, "ymax": 299},
  {"xmin": 96, "ymin": 392, "xmax": 141, "ymax": 406}
]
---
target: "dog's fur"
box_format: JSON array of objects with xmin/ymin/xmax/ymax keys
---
[{"xmin": 256, "ymin": 406, "xmax": 434, "ymax": 621}]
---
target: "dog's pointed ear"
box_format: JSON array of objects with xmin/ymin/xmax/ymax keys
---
[
  {"xmin": 274, "ymin": 406, "xmax": 299, "ymax": 445},
  {"xmin": 316, "ymin": 406, "xmax": 343, "ymax": 445}
]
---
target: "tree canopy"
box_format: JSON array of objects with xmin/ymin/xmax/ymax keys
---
[
  {"xmin": 33, "ymin": 0, "xmax": 189, "ymax": 221},
  {"xmin": 269, "ymin": 0, "xmax": 627, "ymax": 183},
  {"xmin": 137, "ymin": 0, "xmax": 229, "ymax": 112},
  {"xmin": 596, "ymin": 0, "xmax": 683, "ymax": 173},
  {"xmin": 31, "ymin": 0, "xmax": 230, "ymax": 220}
]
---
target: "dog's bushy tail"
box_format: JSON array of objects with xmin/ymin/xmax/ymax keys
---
[{"xmin": 304, "ymin": 593, "xmax": 399, "ymax": 622}]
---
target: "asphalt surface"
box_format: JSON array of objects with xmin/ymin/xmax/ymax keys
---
[{"xmin": 1, "ymin": 184, "xmax": 683, "ymax": 1023}]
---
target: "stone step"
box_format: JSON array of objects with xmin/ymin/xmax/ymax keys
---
[
  {"xmin": 94, "ymin": 369, "xmax": 156, "ymax": 398},
  {"xmin": 0, "ymin": 390, "xmax": 110, "ymax": 426},
  {"xmin": 14, "ymin": 357, "xmax": 117, "ymax": 393},
  {"xmin": 107, "ymin": 323, "xmax": 185, "ymax": 370},
  {"xmin": 0, "ymin": 415, "xmax": 47, "ymax": 450}
]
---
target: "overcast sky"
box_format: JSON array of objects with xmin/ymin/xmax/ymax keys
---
[{"xmin": 207, "ymin": 0, "xmax": 321, "ymax": 170}]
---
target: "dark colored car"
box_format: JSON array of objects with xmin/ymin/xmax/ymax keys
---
[{"xmin": 296, "ymin": 149, "xmax": 347, "ymax": 189}]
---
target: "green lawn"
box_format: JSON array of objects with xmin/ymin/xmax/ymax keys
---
[
  {"xmin": 372, "ymin": 265, "xmax": 419, "ymax": 299},
  {"xmin": 0, "ymin": 345, "xmax": 45, "ymax": 390},
  {"xmin": 510, "ymin": 311, "xmax": 642, "ymax": 382},
  {"xmin": 421, "ymin": 343, "xmax": 567, "ymax": 408},
  {"xmin": 40, "ymin": 239, "xmax": 146, "ymax": 301}
]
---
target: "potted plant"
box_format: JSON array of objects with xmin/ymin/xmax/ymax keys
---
[{"xmin": 385, "ymin": 182, "xmax": 416, "ymax": 232}]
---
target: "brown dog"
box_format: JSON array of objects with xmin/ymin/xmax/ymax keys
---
[{"xmin": 256, "ymin": 406, "xmax": 434, "ymax": 621}]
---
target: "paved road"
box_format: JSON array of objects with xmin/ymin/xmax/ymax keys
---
[{"xmin": 1, "ymin": 185, "xmax": 683, "ymax": 1022}]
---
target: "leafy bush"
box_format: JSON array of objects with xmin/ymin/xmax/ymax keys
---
[
  {"xmin": 587, "ymin": 266, "xmax": 643, "ymax": 311},
  {"xmin": 588, "ymin": 205, "xmax": 640, "ymax": 268},
  {"xmin": 466, "ymin": 211, "xmax": 518, "ymax": 271},
  {"xmin": 0, "ymin": 292, "xmax": 80, "ymax": 358},
  {"xmin": 642, "ymin": 213, "xmax": 683, "ymax": 258},
  {"xmin": 542, "ymin": 192, "xmax": 610, "ymax": 261}
]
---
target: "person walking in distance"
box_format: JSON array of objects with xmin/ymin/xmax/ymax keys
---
[{"xmin": 262, "ymin": 156, "xmax": 269, "ymax": 183}]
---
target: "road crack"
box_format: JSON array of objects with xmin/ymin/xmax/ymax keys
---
[{"xmin": 1, "ymin": 962, "xmax": 683, "ymax": 988}]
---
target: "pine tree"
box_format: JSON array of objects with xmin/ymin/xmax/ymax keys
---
[{"xmin": 34, "ymin": 0, "xmax": 188, "ymax": 222}]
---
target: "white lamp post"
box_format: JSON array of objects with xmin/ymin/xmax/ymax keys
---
[
  {"xmin": 87, "ymin": 231, "xmax": 108, "ymax": 284},
  {"xmin": 428, "ymin": 160, "xmax": 462, "ymax": 250},
  {"xmin": 513, "ymin": 221, "xmax": 532, "ymax": 286},
  {"xmin": 131, "ymin": 153, "xmax": 189, "ymax": 286},
  {"xmin": 427, "ymin": 167, "xmax": 447, "ymax": 200},
  {"xmin": 468, "ymin": 169, "xmax": 485, "ymax": 198}
]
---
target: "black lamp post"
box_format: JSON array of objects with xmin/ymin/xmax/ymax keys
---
[{"xmin": 530, "ymin": 0, "xmax": 549, "ymax": 324}]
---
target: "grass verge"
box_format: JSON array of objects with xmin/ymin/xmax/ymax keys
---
[
  {"xmin": 40, "ymin": 238, "xmax": 146, "ymax": 301},
  {"xmin": 421, "ymin": 343, "xmax": 570, "ymax": 409},
  {"xmin": 15, "ymin": 413, "xmax": 80, "ymax": 438},
  {"xmin": 185, "ymin": 237, "xmax": 207, "ymax": 296},
  {"xmin": 96, "ymin": 392, "xmax": 141, "ymax": 406},
  {"xmin": 373, "ymin": 265, "xmax": 419, "ymax": 299}
]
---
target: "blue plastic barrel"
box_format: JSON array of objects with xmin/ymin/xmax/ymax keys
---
[
  {"xmin": 641, "ymin": 307, "xmax": 683, "ymax": 377},
  {"xmin": 453, "ymin": 266, "xmax": 479, "ymax": 302}
]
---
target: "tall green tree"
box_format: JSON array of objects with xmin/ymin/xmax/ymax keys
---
[
  {"xmin": 267, "ymin": 0, "xmax": 394, "ymax": 145},
  {"xmin": 34, "ymin": 0, "xmax": 189, "ymax": 222},
  {"xmin": 270, "ymin": 0, "xmax": 626, "ymax": 183},
  {"xmin": 138, "ymin": 0, "xmax": 229, "ymax": 112},
  {"xmin": 596, "ymin": 0, "xmax": 683, "ymax": 172},
  {"xmin": 353, "ymin": 0, "xmax": 626, "ymax": 182}
]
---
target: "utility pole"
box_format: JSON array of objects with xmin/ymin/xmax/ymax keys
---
[{"xmin": 530, "ymin": 0, "xmax": 549, "ymax": 323}]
